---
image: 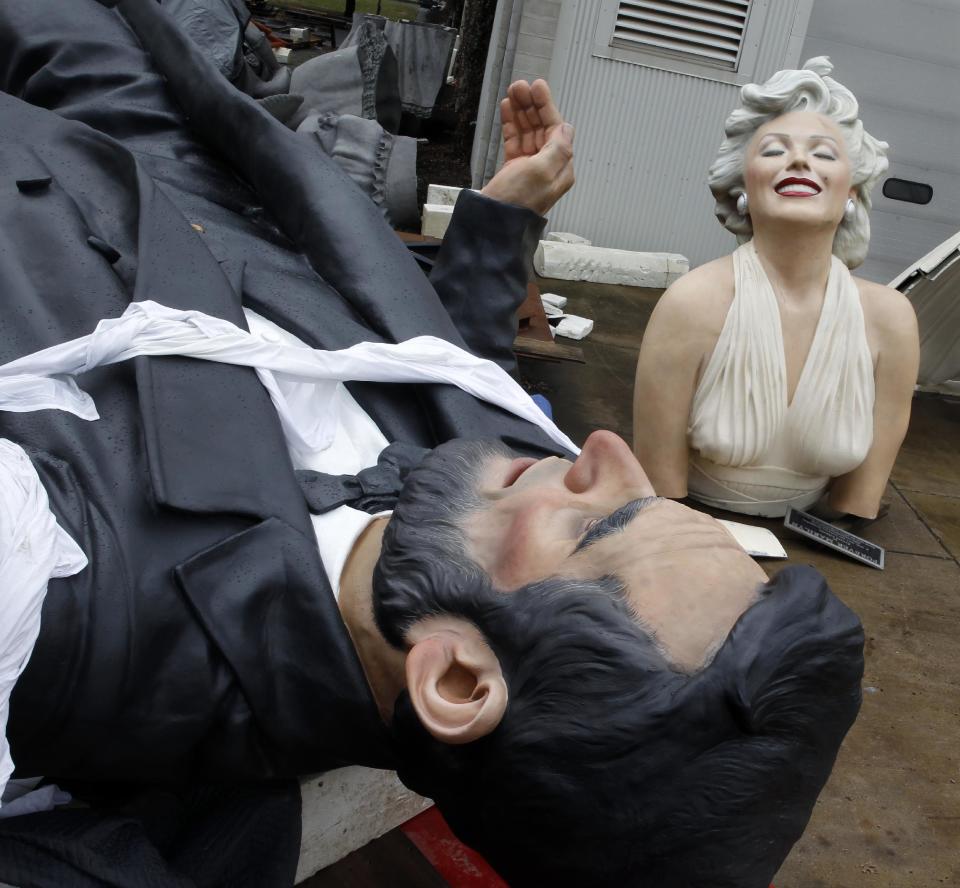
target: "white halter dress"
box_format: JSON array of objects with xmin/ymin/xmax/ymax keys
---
[{"xmin": 686, "ymin": 241, "xmax": 875, "ymax": 517}]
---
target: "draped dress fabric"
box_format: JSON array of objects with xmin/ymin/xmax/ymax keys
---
[{"xmin": 687, "ymin": 241, "xmax": 875, "ymax": 517}]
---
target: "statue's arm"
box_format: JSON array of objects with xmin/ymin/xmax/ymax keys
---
[
  {"xmin": 632, "ymin": 271, "xmax": 715, "ymax": 497},
  {"xmin": 428, "ymin": 79, "xmax": 575, "ymax": 372},
  {"xmin": 427, "ymin": 189, "xmax": 544, "ymax": 372},
  {"xmin": 828, "ymin": 284, "xmax": 920, "ymax": 518}
]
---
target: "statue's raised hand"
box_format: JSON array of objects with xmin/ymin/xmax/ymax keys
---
[{"xmin": 481, "ymin": 79, "xmax": 574, "ymax": 216}]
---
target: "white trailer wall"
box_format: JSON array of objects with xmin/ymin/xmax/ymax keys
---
[
  {"xmin": 476, "ymin": 0, "xmax": 815, "ymax": 269},
  {"xmin": 800, "ymin": 0, "xmax": 960, "ymax": 284}
]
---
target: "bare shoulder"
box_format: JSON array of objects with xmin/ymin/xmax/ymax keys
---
[
  {"xmin": 854, "ymin": 277, "xmax": 919, "ymax": 348},
  {"xmin": 650, "ymin": 255, "xmax": 734, "ymax": 338}
]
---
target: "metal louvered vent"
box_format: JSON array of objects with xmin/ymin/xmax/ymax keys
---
[{"xmin": 613, "ymin": 0, "xmax": 752, "ymax": 69}]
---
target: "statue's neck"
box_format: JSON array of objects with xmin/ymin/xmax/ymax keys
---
[
  {"xmin": 750, "ymin": 224, "xmax": 836, "ymax": 306},
  {"xmin": 337, "ymin": 517, "xmax": 407, "ymax": 722}
]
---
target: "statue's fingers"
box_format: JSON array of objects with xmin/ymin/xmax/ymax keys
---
[
  {"xmin": 535, "ymin": 122, "xmax": 575, "ymax": 178},
  {"xmin": 530, "ymin": 79, "xmax": 563, "ymax": 129},
  {"xmin": 522, "ymin": 119, "xmax": 538, "ymax": 156},
  {"xmin": 509, "ymin": 80, "xmax": 543, "ymax": 136},
  {"xmin": 500, "ymin": 97, "xmax": 520, "ymax": 141},
  {"xmin": 500, "ymin": 97, "xmax": 523, "ymax": 159},
  {"xmin": 508, "ymin": 79, "xmax": 534, "ymax": 118},
  {"xmin": 500, "ymin": 95, "xmax": 515, "ymax": 128},
  {"xmin": 511, "ymin": 105, "xmax": 539, "ymax": 154}
]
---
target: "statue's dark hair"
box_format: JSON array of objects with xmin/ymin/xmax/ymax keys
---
[{"xmin": 373, "ymin": 441, "xmax": 864, "ymax": 887}]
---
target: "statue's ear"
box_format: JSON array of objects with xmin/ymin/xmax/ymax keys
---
[{"xmin": 405, "ymin": 618, "xmax": 507, "ymax": 745}]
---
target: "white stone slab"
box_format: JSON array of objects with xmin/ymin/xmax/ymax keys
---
[
  {"xmin": 425, "ymin": 184, "xmax": 463, "ymax": 206},
  {"xmin": 545, "ymin": 231, "xmax": 592, "ymax": 246},
  {"xmin": 554, "ymin": 314, "xmax": 593, "ymax": 340},
  {"xmin": 540, "ymin": 300, "xmax": 564, "ymax": 319},
  {"xmin": 534, "ymin": 242, "xmax": 687, "ymax": 288},
  {"xmin": 421, "ymin": 203, "xmax": 455, "ymax": 239},
  {"xmin": 540, "ymin": 292, "xmax": 567, "ymax": 311},
  {"xmin": 296, "ymin": 766, "xmax": 431, "ymax": 882},
  {"xmin": 666, "ymin": 254, "xmax": 690, "ymax": 282}
]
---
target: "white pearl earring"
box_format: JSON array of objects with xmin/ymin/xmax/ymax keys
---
[
  {"xmin": 736, "ymin": 193, "xmax": 749, "ymax": 216},
  {"xmin": 844, "ymin": 198, "xmax": 856, "ymax": 221}
]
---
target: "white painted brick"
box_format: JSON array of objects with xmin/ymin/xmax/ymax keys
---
[
  {"xmin": 274, "ymin": 47, "xmax": 292, "ymax": 64},
  {"xmin": 535, "ymin": 242, "xmax": 680, "ymax": 288},
  {"xmin": 297, "ymin": 767, "xmax": 430, "ymax": 882},
  {"xmin": 421, "ymin": 203, "xmax": 454, "ymax": 238},
  {"xmin": 289, "ymin": 27, "xmax": 310, "ymax": 42},
  {"xmin": 519, "ymin": 12, "xmax": 560, "ymax": 40},
  {"xmin": 516, "ymin": 32, "xmax": 554, "ymax": 60},
  {"xmin": 425, "ymin": 184, "xmax": 463, "ymax": 206},
  {"xmin": 545, "ymin": 231, "xmax": 592, "ymax": 246}
]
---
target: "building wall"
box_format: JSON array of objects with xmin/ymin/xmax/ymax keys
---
[
  {"xmin": 800, "ymin": 0, "xmax": 960, "ymax": 284},
  {"xmin": 471, "ymin": 0, "xmax": 563, "ymax": 185},
  {"xmin": 473, "ymin": 0, "xmax": 958, "ymax": 280},
  {"xmin": 540, "ymin": 0, "xmax": 814, "ymax": 268},
  {"xmin": 513, "ymin": 0, "xmax": 562, "ymax": 83}
]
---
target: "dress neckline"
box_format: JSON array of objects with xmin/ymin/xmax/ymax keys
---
[{"xmin": 747, "ymin": 241, "xmax": 837, "ymax": 412}]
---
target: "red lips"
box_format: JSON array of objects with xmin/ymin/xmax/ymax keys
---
[{"xmin": 774, "ymin": 176, "xmax": 821, "ymax": 195}]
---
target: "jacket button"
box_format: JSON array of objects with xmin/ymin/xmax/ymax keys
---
[
  {"xmin": 16, "ymin": 176, "xmax": 52, "ymax": 193},
  {"xmin": 87, "ymin": 235, "xmax": 122, "ymax": 265}
]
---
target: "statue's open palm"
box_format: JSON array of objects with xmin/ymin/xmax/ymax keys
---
[{"xmin": 482, "ymin": 79, "xmax": 574, "ymax": 216}]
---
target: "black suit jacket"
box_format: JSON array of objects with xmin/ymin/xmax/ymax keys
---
[{"xmin": 0, "ymin": 0, "xmax": 567, "ymax": 784}]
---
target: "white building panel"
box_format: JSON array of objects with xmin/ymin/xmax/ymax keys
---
[
  {"xmin": 800, "ymin": 0, "xmax": 960, "ymax": 282},
  {"xmin": 529, "ymin": 0, "xmax": 814, "ymax": 268}
]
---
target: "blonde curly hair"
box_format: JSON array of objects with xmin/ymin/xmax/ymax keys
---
[{"xmin": 707, "ymin": 57, "xmax": 889, "ymax": 269}]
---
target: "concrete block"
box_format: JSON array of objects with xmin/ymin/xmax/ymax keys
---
[
  {"xmin": 554, "ymin": 314, "xmax": 593, "ymax": 340},
  {"xmin": 425, "ymin": 184, "xmax": 463, "ymax": 206},
  {"xmin": 540, "ymin": 291, "xmax": 567, "ymax": 311},
  {"xmin": 290, "ymin": 27, "xmax": 311, "ymax": 43},
  {"xmin": 297, "ymin": 767, "xmax": 430, "ymax": 882},
  {"xmin": 545, "ymin": 231, "xmax": 592, "ymax": 246},
  {"xmin": 421, "ymin": 203, "xmax": 454, "ymax": 239},
  {"xmin": 535, "ymin": 242, "xmax": 684, "ymax": 288},
  {"xmin": 666, "ymin": 253, "xmax": 690, "ymax": 284},
  {"xmin": 274, "ymin": 47, "xmax": 292, "ymax": 64}
]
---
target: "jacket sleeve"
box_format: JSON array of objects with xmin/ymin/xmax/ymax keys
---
[{"xmin": 428, "ymin": 188, "xmax": 546, "ymax": 373}]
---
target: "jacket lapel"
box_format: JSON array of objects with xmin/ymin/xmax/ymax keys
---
[{"xmin": 130, "ymin": 168, "xmax": 309, "ymax": 529}]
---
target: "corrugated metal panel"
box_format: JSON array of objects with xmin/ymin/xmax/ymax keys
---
[
  {"xmin": 543, "ymin": 0, "xmax": 808, "ymax": 266},
  {"xmin": 801, "ymin": 0, "xmax": 960, "ymax": 283},
  {"xmin": 751, "ymin": 0, "xmax": 808, "ymax": 82},
  {"xmin": 613, "ymin": 0, "xmax": 751, "ymax": 68}
]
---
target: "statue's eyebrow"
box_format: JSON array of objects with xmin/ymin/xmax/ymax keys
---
[
  {"xmin": 574, "ymin": 497, "xmax": 662, "ymax": 553},
  {"xmin": 760, "ymin": 132, "xmax": 840, "ymax": 145}
]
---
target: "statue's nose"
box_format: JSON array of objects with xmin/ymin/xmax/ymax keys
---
[{"xmin": 565, "ymin": 430, "xmax": 655, "ymax": 498}]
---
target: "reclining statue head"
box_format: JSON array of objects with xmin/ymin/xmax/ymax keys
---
[
  {"xmin": 373, "ymin": 435, "xmax": 865, "ymax": 887},
  {"xmin": 707, "ymin": 56, "xmax": 889, "ymax": 269}
]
